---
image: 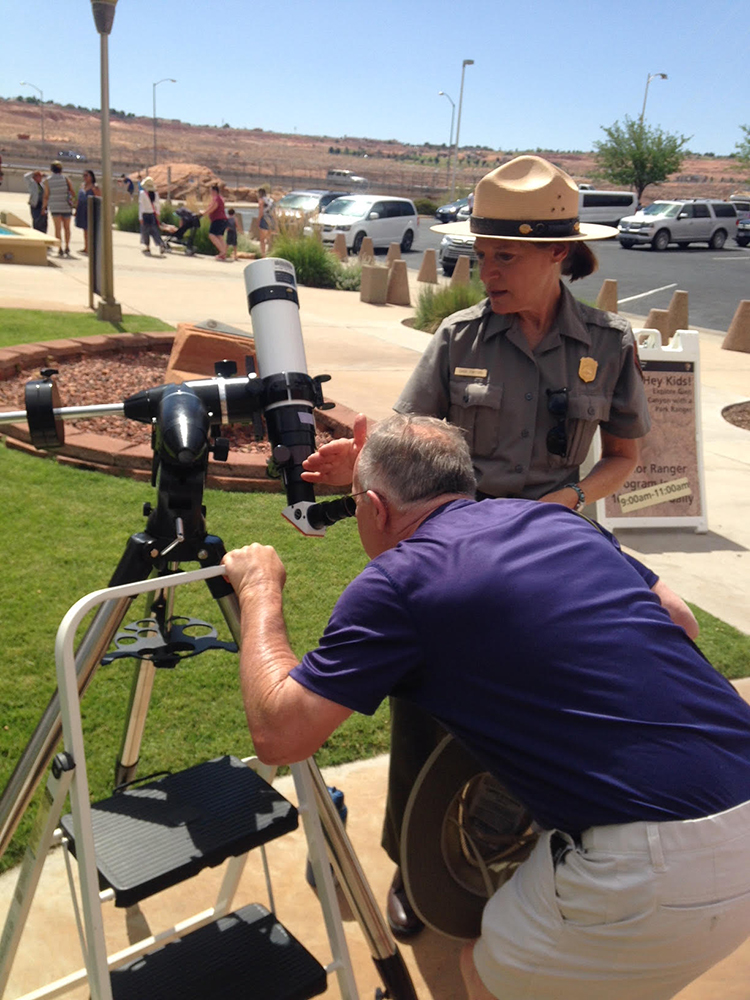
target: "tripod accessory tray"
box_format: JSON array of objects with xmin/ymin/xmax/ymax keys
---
[{"xmin": 60, "ymin": 755, "xmax": 298, "ymax": 908}]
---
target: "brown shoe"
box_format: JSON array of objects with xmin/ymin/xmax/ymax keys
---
[{"xmin": 386, "ymin": 868, "xmax": 424, "ymax": 939}]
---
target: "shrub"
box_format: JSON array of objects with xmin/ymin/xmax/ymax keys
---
[
  {"xmin": 271, "ymin": 232, "xmax": 341, "ymax": 288},
  {"xmin": 414, "ymin": 197, "xmax": 439, "ymax": 216},
  {"xmin": 413, "ymin": 274, "xmax": 486, "ymax": 333},
  {"xmin": 114, "ymin": 202, "xmax": 139, "ymax": 232},
  {"xmin": 335, "ymin": 261, "xmax": 362, "ymax": 292}
]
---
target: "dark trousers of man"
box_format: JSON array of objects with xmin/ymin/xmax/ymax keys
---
[
  {"xmin": 31, "ymin": 204, "xmax": 48, "ymax": 233},
  {"xmin": 381, "ymin": 697, "xmax": 449, "ymax": 862}
]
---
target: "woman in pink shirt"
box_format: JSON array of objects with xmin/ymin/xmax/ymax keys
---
[{"xmin": 203, "ymin": 184, "xmax": 228, "ymax": 260}]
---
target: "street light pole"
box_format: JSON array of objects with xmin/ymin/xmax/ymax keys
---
[
  {"xmin": 640, "ymin": 71, "xmax": 668, "ymax": 124},
  {"xmin": 91, "ymin": 0, "xmax": 122, "ymax": 324},
  {"xmin": 152, "ymin": 78, "xmax": 176, "ymax": 167},
  {"xmin": 438, "ymin": 90, "xmax": 455, "ymax": 188},
  {"xmin": 450, "ymin": 59, "xmax": 474, "ymax": 201},
  {"xmin": 20, "ymin": 81, "xmax": 44, "ymax": 145}
]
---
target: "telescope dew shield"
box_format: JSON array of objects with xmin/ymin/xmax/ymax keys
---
[{"xmin": 244, "ymin": 258, "xmax": 308, "ymax": 375}]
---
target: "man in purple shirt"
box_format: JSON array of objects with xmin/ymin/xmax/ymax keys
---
[{"xmin": 223, "ymin": 414, "xmax": 750, "ymax": 1000}]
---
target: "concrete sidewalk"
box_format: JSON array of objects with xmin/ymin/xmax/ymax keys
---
[{"xmin": 1, "ymin": 189, "xmax": 750, "ymax": 999}]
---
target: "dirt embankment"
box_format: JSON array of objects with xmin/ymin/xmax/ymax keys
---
[{"xmin": 1, "ymin": 98, "xmax": 748, "ymax": 203}]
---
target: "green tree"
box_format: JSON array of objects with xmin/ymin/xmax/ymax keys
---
[
  {"xmin": 735, "ymin": 125, "xmax": 750, "ymax": 170},
  {"xmin": 593, "ymin": 116, "xmax": 690, "ymax": 201}
]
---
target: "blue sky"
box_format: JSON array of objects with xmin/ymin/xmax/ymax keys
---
[{"xmin": 1, "ymin": 0, "xmax": 746, "ymax": 155}]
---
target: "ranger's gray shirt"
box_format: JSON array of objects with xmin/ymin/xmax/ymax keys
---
[{"xmin": 394, "ymin": 284, "xmax": 651, "ymax": 499}]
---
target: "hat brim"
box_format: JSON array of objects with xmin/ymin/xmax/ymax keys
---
[
  {"xmin": 431, "ymin": 220, "xmax": 618, "ymax": 242},
  {"xmin": 400, "ymin": 735, "xmax": 538, "ymax": 941}
]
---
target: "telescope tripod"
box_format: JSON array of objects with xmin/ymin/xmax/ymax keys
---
[{"xmin": 0, "ymin": 513, "xmax": 416, "ymax": 1000}]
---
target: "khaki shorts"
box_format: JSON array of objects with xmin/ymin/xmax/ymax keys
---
[{"xmin": 473, "ymin": 798, "xmax": 750, "ymax": 1000}]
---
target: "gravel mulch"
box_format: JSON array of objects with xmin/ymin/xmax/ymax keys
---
[
  {"xmin": 0, "ymin": 350, "xmax": 333, "ymax": 453},
  {"xmin": 723, "ymin": 401, "xmax": 750, "ymax": 431}
]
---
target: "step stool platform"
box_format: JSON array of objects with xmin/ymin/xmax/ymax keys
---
[
  {"xmin": 60, "ymin": 755, "xmax": 298, "ymax": 907},
  {"xmin": 110, "ymin": 902, "xmax": 327, "ymax": 1000}
]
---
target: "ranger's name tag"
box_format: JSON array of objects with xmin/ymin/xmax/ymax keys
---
[{"xmin": 454, "ymin": 367, "xmax": 488, "ymax": 378}]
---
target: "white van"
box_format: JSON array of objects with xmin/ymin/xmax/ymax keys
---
[
  {"xmin": 578, "ymin": 189, "xmax": 639, "ymax": 227},
  {"xmin": 312, "ymin": 194, "xmax": 419, "ymax": 253}
]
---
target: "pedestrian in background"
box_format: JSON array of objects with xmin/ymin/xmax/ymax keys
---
[
  {"xmin": 42, "ymin": 160, "xmax": 75, "ymax": 258},
  {"xmin": 203, "ymin": 183, "xmax": 228, "ymax": 260},
  {"xmin": 225, "ymin": 207, "xmax": 238, "ymax": 261},
  {"xmin": 138, "ymin": 177, "xmax": 165, "ymax": 256},
  {"xmin": 121, "ymin": 174, "xmax": 135, "ymax": 199},
  {"xmin": 24, "ymin": 169, "xmax": 48, "ymax": 233},
  {"xmin": 74, "ymin": 170, "xmax": 101, "ymax": 255},
  {"xmin": 257, "ymin": 186, "xmax": 275, "ymax": 256}
]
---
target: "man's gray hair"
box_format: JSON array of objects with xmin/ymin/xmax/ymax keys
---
[{"xmin": 357, "ymin": 414, "xmax": 476, "ymax": 507}]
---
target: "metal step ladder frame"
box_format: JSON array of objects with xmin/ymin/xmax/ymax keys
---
[{"xmin": 1, "ymin": 566, "xmax": 359, "ymax": 1000}]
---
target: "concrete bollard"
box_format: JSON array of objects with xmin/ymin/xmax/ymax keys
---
[
  {"xmin": 386, "ymin": 243, "xmax": 402, "ymax": 267},
  {"xmin": 386, "ymin": 259, "xmax": 411, "ymax": 306},
  {"xmin": 417, "ymin": 248, "xmax": 438, "ymax": 284},
  {"xmin": 332, "ymin": 233, "xmax": 348, "ymax": 261},
  {"xmin": 644, "ymin": 308, "xmax": 671, "ymax": 346},
  {"xmin": 596, "ymin": 279, "xmax": 618, "ymax": 313},
  {"xmin": 358, "ymin": 236, "xmax": 375, "ymax": 262},
  {"xmin": 722, "ymin": 300, "xmax": 750, "ymax": 353},
  {"xmin": 360, "ymin": 264, "xmax": 389, "ymax": 305},
  {"xmin": 451, "ymin": 254, "xmax": 471, "ymax": 286},
  {"xmin": 667, "ymin": 290, "xmax": 689, "ymax": 338}
]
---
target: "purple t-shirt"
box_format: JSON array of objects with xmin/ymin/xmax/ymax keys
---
[{"xmin": 292, "ymin": 499, "xmax": 750, "ymax": 832}]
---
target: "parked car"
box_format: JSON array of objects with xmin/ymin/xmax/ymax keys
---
[
  {"xmin": 729, "ymin": 195, "xmax": 750, "ymax": 221},
  {"xmin": 736, "ymin": 217, "xmax": 750, "ymax": 248},
  {"xmin": 617, "ymin": 199, "xmax": 738, "ymax": 250},
  {"xmin": 435, "ymin": 196, "xmax": 470, "ymax": 224},
  {"xmin": 57, "ymin": 149, "xmax": 87, "ymax": 162},
  {"xmin": 578, "ymin": 189, "xmax": 639, "ymax": 226},
  {"xmin": 312, "ymin": 195, "xmax": 419, "ymax": 253},
  {"xmin": 438, "ymin": 233, "xmax": 477, "ymax": 276},
  {"xmin": 275, "ymin": 190, "xmax": 348, "ymax": 221}
]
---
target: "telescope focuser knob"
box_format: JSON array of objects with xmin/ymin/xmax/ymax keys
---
[
  {"xmin": 214, "ymin": 360, "xmax": 237, "ymax": 378},
  {"xmin": 40, "ymin": 368, "xmax": 59, "ymax": 379},
  {"xmin": 143, "ymin": 502, "xmax": 153, "ymax": 517},
  {"xmin": 312, "ymin": 374, "xmax": 335, "ymax": 410},
  {"xmin": 212, "ymin": 437, "xmax": 230, "ymax": 462}
]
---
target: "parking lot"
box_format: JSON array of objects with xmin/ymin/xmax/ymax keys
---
[{"xmin": 406, "ymin": 221, "xmax": 750, "ymax": 334}]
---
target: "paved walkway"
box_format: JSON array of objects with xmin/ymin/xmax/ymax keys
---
[{"xmin": 1, "ymin": 191, "xmax": 750, "ymax": 998}]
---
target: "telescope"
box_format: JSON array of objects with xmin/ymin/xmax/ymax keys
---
[{"xmin": 0, "ymin": 258, "xmax": 357, "ymax": 538}]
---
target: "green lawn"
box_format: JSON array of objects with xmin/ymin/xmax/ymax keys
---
[
  {"xmin": 0, "ymin": 308, "xmax": 174, "ymax": 349},
  {"xmin": 1, "ymin": 307, "xmax": 749, "ymax": 876},
  {"xmin": 0, "ymin": 445, "xmax": 376, "ymax": 872}
]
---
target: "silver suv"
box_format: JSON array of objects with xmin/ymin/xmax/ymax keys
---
[{"xmin": 618, "ymin": 199, "xmax": 737, "ymax": 251}]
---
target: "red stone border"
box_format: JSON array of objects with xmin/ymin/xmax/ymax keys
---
[{"xmin": 0, "ymin": 333, "xmax": 357, "ymax": 493}]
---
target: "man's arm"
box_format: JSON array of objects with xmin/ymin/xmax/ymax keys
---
[
  {"xmin": 651, "ymin": 578, "xmax": 699, "ymax": 640},
  {"xmin": 222, "ymin": 544, "xmax": 352, "ymax": 764},
  {"xmin": 540, "ymin": 431, "xmax": 641, "ymax": 507}
]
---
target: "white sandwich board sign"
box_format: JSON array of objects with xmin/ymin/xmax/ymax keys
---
[{"xmin": 595, "ymin": 329, "xmax": 708, "ymax": 533}]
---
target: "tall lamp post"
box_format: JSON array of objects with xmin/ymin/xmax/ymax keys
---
[
  {"xmin": 152, "ymin": 78, "xmax": 176, "ymax": 167},
  {"xmin": 640, "ymin": 71, "xmax": 668, "ymax": 124},
  {"xmin": 438, "ymin": 90, "xmax": 455, "ymax": 188},
  {"xmin": 450, "ymin": 59, "xmax": 474, "ymax": 200},
  {"xmin": 91, "ymin": 0, "xmax": 122, "ymax": 323},
  {"xmin": 20, "ymin": 81, "xmax": 44, "ymax": 145}
]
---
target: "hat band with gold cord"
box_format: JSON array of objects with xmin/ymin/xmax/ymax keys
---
[{"xmin": 470, "ymin": 216, "xmax": 581, "ymax": 239}]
